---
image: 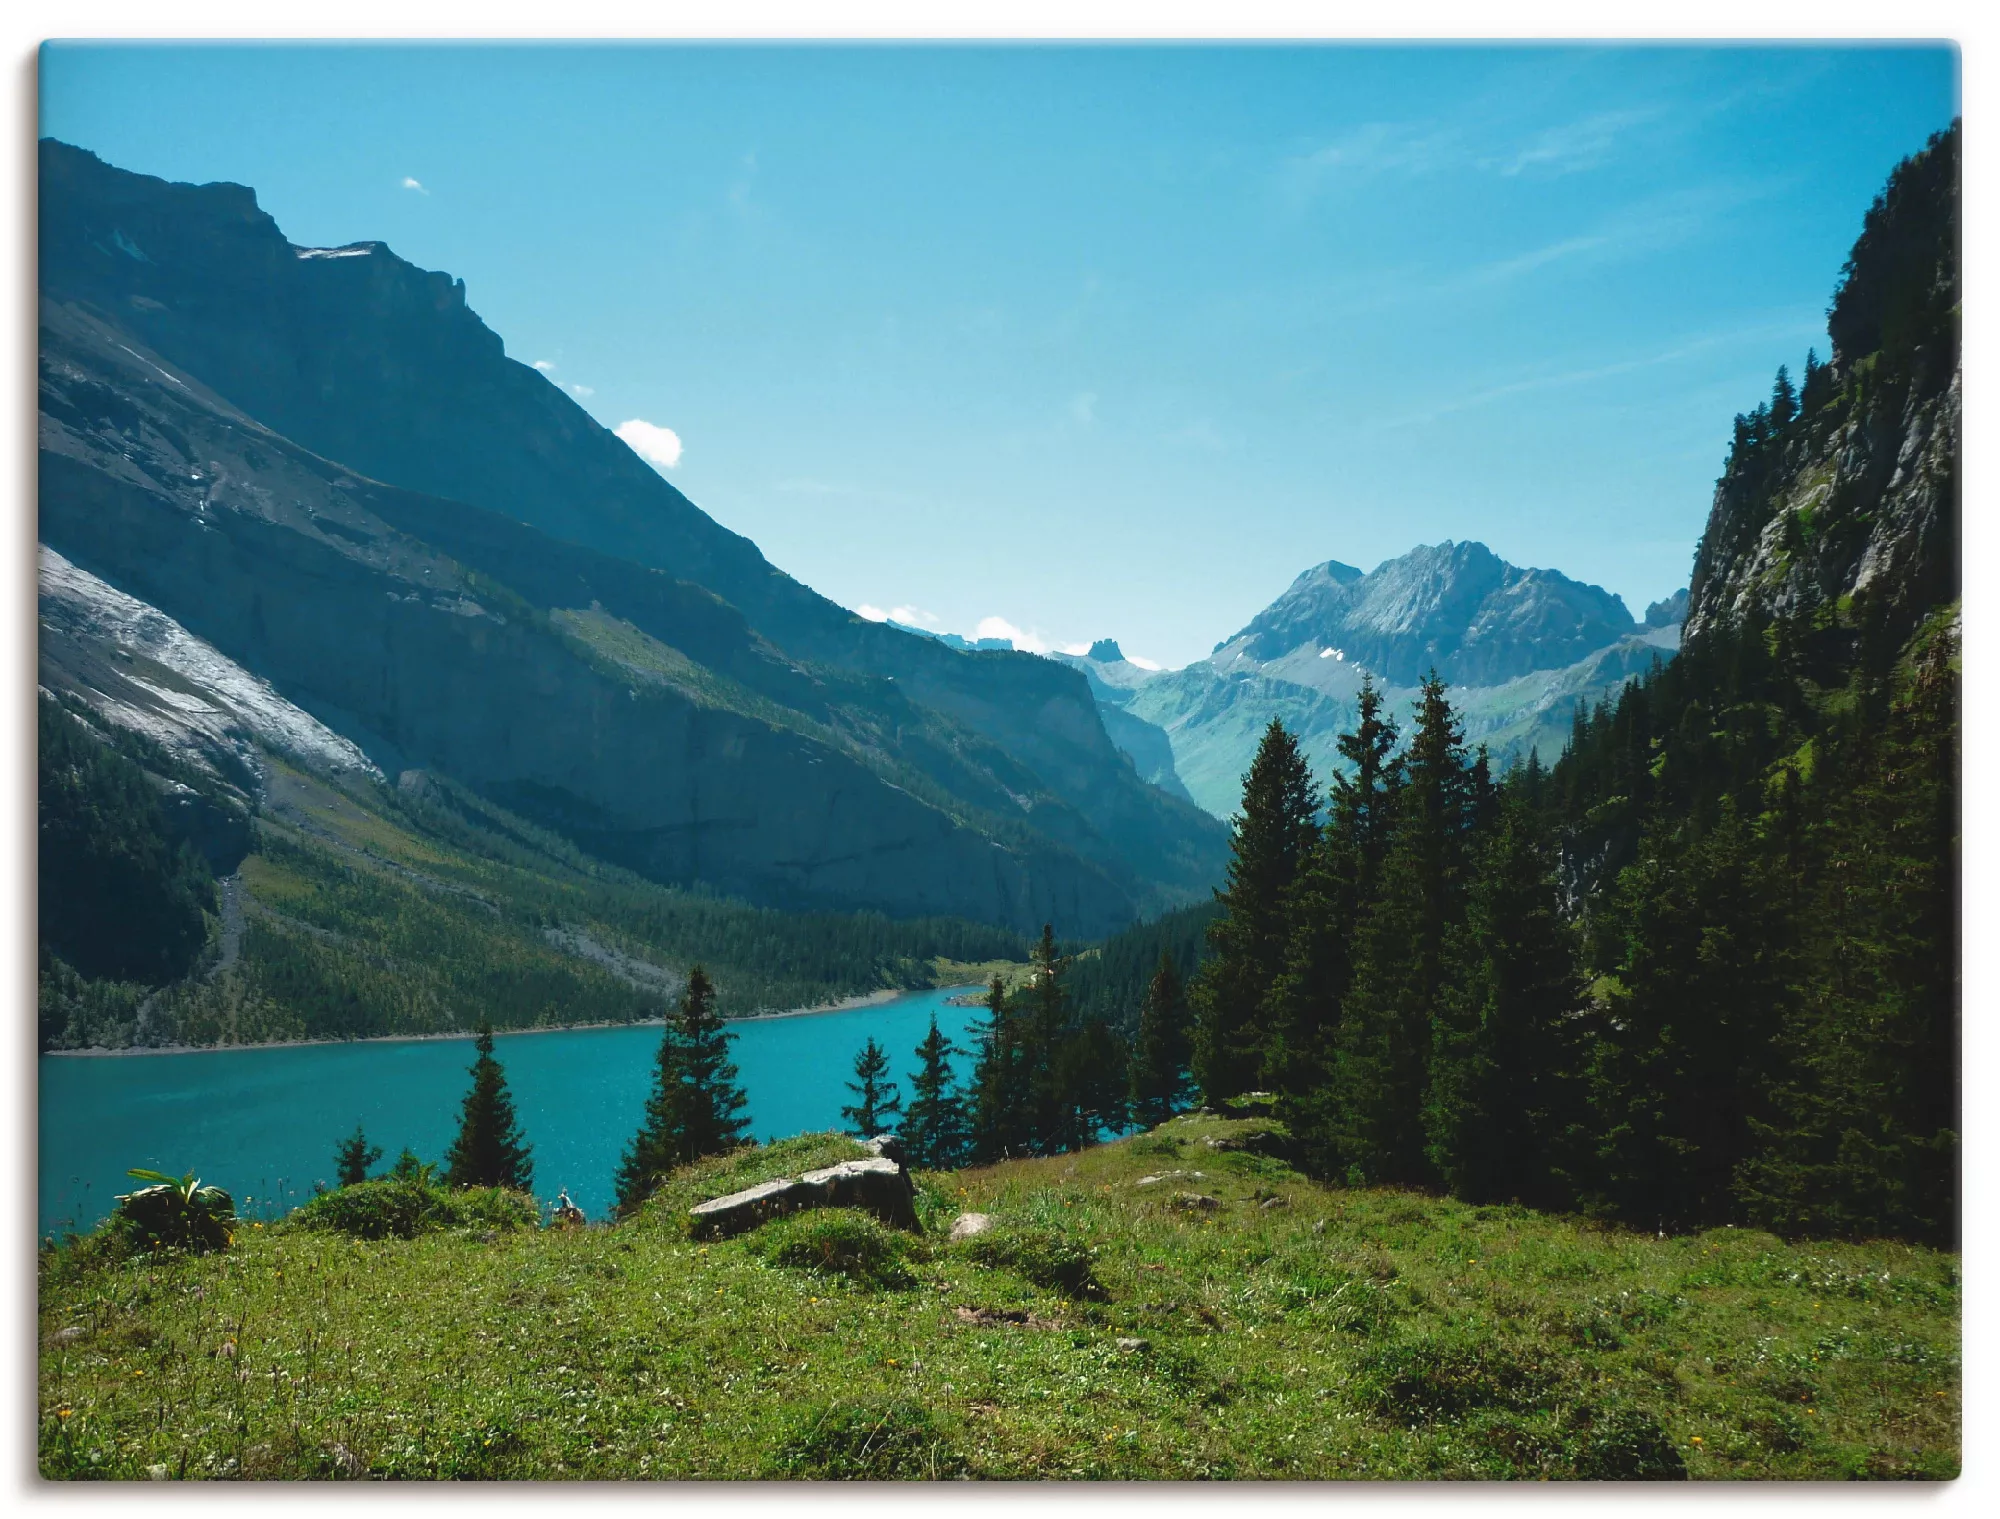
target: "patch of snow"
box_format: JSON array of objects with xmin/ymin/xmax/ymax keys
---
[
  {"xmin": 294, "ymin": 245, "xmax": 374, "ymax": 259},
  {"xmin": 38, "ymin": 546, "xmax": 382, "ymax": 782}
]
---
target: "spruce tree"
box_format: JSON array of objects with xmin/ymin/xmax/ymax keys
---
[
  {"xmin": 1066, "ymin": 1019, "xmax": 1131, "ymax": 1142},
  {"xmin": 841, "ymin": 1037, "xmax": 904, "ymax": 1137},
  {"xmin": 1129, "ymin": 951, "xmax": 1194, "ymax": 1129},
  {"xmin": 1327, "ymin": 674, "xmax": 1475, "ymax": 1186},
  {"xmin": 613, "ymin": 1002, "xmax": 689, "ymax": 1216},
  {"xmin": 333, "ymin": 1125, "xmax": 382, "ymax": 1187},
  {"xmin": 670, "ymin": 966, "xmax": 751, "ymax": 1161},
  {"xmin": 901, "ymin": 1015, "xmax": 970, "ymax": 1170},
  {"xmin": 1423, "ymin": 793, "xmax": 1589, "ymax": 1208},
  {"xmin": 443, "ymin": 1022, "xmax": 533, "ymax": 1192},
  {"xmin": 1264, "ymin": 679, "xmax": 1400, "ymax": 1162},
  {"xmin": 968, "ymin": 975, "xmax": 1032, "ymax": 1161},
  {"xmin": 1192, "ymin": 719, "xmax": 1319, "ymax": 1103},
  {"xmin": 1022, "ymin": 925, "xmax": 1084, "ymax": 1152}
]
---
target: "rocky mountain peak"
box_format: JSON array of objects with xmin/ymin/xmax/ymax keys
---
[{"xmin": 1086, "ymin": 638, "xmax": 1125, "ymax": 663}]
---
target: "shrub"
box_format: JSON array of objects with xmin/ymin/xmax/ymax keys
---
[
  {"xmin": 1571, "ymin": 1403, "xmax": 1687, "ymax": 1480},
  {"xmin": 765, "ymin": 1399, "xmax": 966, "ymax": 1478},
  {"xmin": 110, "ymin": 1169, "xmax": 236, "ymax": 1254},
  {"xmin": 286, "ymin": 1179, "xmax": 537, "ymax": 1240},
  {"xmin": 1354, "ymin": 1330, "xmax": 1567, "ymax": 1425},
  {"xmin": 750, "ymin": 1209, "xmax": 916, "ymax": 1290},
  {"xmin": 959, "ymin": 1222, "xmax": 1106, "ymax": 1300}
]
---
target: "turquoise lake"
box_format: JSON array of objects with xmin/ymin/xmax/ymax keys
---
[{"xmin": 38, "ymin": 987, "xmax": 985, "ymax": 1238}]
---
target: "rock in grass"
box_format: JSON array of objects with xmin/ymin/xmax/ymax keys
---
[
  {"xmin": 689, "ymin": 1157, "xmax": 918, "ymax": 1239},
  {"xmin": 1116, "ymin": 1337, "xmax": 1150, "ymax": 1353},
  {"xmin": 948, "ymin": 1212, "xmax": 994, "ymax": 1242},
  {"xmin": 1170, "ymin": 1192, "xmax": 1221, "ymax": 1212}
]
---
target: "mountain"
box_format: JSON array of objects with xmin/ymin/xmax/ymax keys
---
[
  {"xmin": 37, "ymin": 139, "xmax": 1227, "ymax": 939},
  {"xmin": 1685, "ymin": 123, "xmax": 1958, "ymax": 653},
  {"xmin": 1113, "ymin": 543, "xmax": 1680, "ymax": 818}
]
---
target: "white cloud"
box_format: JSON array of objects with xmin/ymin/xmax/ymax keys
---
[
  {"xmin": 569, "ymin": 384, "xmax": 594, "ymax": 398},
  {"xmin": 615, "ymin": 419, "xmax": 683, "ymax": 470},
  {"xmin": 401, "ymin": 176, "xmax": 429, "ymax": 195},
  {"xmin": 532, "ymin": 360, "xmax": 557, "ymax": 372},
  {"xmin": 1126, "ymin": 654, "xmax": 1163, "ymax": 672},
  {"xmin": 856, "ymin": 604, "xmax": 890, "ymax": 622},
  {"xmin": 1069, "ymin": 390, "xmax": 1098, "ymax": 425},
  {"xmin": 888, "ymin": 605, "xmax": 941, "ymax": 629}
]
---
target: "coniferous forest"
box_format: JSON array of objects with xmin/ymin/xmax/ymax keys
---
[{"xmin": 1182, "ymin": 122, "xmax": 1960, "ymax": 1247}]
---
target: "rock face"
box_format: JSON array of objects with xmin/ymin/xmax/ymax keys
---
[
  {"xmin": 1114, "ymin": 542, "xmax": 1677, "ymax": 819},
  {"xmin": 1684, "ymin": 126, "xmax": 1959, "ymax": 652},
  {"xmin": 37, "ymin": 138, "xmax": 1228, "ymax": 932},
  {"xmin": 687, "ymin": 1157, "xmax": 919, "ymax": 1240},
  {"xmin": 947, "ymin": 1212, "xmax": 994, "ymax": 1242}
]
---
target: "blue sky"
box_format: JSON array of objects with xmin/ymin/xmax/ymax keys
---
[{"xmin": 41, "ymin": 43, "xmax": 1958, "ymax": 668}]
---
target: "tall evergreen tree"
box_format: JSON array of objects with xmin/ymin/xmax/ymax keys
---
[
  {"xmin": 1424, "ymin": 793, "xmax": 1589, "ymax": 1208},
  {"xmin": 613, "ymin": 1002, "xmax": 689, "ymax": 1216},
  {"xmin": 333, "ymin": 1125, "xmax": 382, "ymax": 1188},
  {"xmin": 669, "ymin": 966, "xmax": 751, "ymax": 1161},
  {"xmin": 841, "ymin": 1037, "xmax": 904, "ymax": 1137},
  {"xmin": 1022, "ymin": 924, "xmax": 1087, "ymax": 1153},
  {"xmin": 444, "ymin": 1021, "xmax": 534, "ymax": 1191},
  {"xmin": 1129, "ymin": 952, "xmax": 1195, "ymax": 1129},
  {"xmin": 901, "ymin": 1015, "xmax": 970, "ymax": 1170},
  {"xmin": 1192, "ymin": 719, "xmax": 1319, "ymax": 1102},
  {"xmin": 1587, "ymin": 807, "xmax": 1790, "ymax": 1231},
  {"xmin": 968, "ymin": 974, "xmax": 1033, "ymax": 1161},
  {"xmin": 1326, "ymin": 674, "xmax": 1476, "ymax": 1186},
  {"xmin": 1066, "ymin": 1019, "xmax": 1131, "ymax": 1142},
  {"xmin": 1264, "ymin": 679, "xmax": 1401, "ymax": 1146}
]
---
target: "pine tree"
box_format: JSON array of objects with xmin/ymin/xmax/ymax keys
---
[
  {"xmin": 1770, "ymin": 364, "xmax": 1798, "ymax": 430},
  {"xmin": 968, "ymin": 975, "xmax": 1033, "ymax": 1161},
  {"xmin": 1326, "ymin": 674, "xmax": 1476, "ymax": 1186},
  {"xmin": 613, "ymin": 1003, "xmax": 689, "ymax": 1216},
  {"xmin": 1129, "ymin": 952, "xmax": 1194, "ymax": 1129},
  {"xmin": 444, "ymin": 1021, "xmax": 533, "ymax": 1191},
  {"xmin": 1192, "ymin": 719, "xmax": 1319, "ymax": 1103},
  {"xmin": 1023, "ymin": 925, "xmax": 1086, "ymax": 1153},
  {"xmin": 1264, "ymin": 679, "xmax": 1400, "ymax": 1128},
  {"xmin": 841, "ymin": 1037, "xmax": 904, "ymax": 1137},
  {"xmin": 901, "ymin": 1015, "xmax": 970, "ymax": 1170},
  {"xmin": 1588, "ymin": 808, "xmax": 1790, "ymax": 1231},
  {"xmin": 1423, "ymin": 793, "xmax": 1589, "ymax": 1208},
  {"xmin": 670, "ymin": 966, "xmax": 751, "ymax": 1162},
  {"xmin": 333, "ymin": 1125, "xmax": 382, "ymax": 1187},
  {"xmin": 1066, "ymin": 1019, "xmax": 1131, "ymax": 1142}
]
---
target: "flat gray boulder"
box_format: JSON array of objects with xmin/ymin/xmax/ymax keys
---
[
  {"xmin": 689, "ymin": 1155, "xmax": 918, "ymax": 1240},
  {"xmin": 948, "ymin": 1211, "xmax": 994, "ymax": 1242}
]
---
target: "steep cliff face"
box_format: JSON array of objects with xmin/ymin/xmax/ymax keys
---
[
  {"xmin": 38, "ymin": 298, "xmax": 1143, "ymax": 933},
  {"xmin": 1686, "ymin": 121, "xmax": 1959, "ymax": 651},
  {"xmin": 38, "ymin": 138, "xmax": 1226, "ymax": 911}
]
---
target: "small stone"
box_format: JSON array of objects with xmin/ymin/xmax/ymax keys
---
[
  {"xmin": 1260, "ymin": 1196, "xmax": 1289, "ymax": 1211},
  {"xmin": 146, "ymin": 1464, "xmax": 170, "ymax": 1481},
  {"xmin": 948, "ymin": 1212, "xmax": 994, "ymax": 1242},
  {"xmin": 48, "ymin": 1326, "xmax": 86, "ymax": 1345},
  {"xmin": 1115, "ymin": 1336, "xmax": 1150, "ymax": 1353},
  {"xmin": 1170, "ymin": 1192, "xmax": 1221, "ymax": 1211}
]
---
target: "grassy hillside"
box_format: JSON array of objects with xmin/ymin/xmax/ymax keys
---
[
  {"xmin": 38, "ymin": 735, "xmax": 1029, "ymax": 1050},
  {"xmin": 38, "ymin": 1115, "xmax": 1957, "ymax": 1480}
]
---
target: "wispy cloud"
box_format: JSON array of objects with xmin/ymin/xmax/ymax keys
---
[
  {"xmin": 615, "ymin": 419, "xmax": 683, "ymax": 470},
  {"xmin": 568, "ymin": 384, "xmax": 594, "ymax": 399},
  {"xmin": 1491, "ymin": 109, "xmax": 1656, "ymax": 178},
  {"xmin": 400, "ymin": 176, "xmax": 429, "ymax": 195},
  {"xmin": 531, "ymin": 360, "xmax": 557, "ymax": 372},
  {"xmin": 1376, "ymin": 317, "xmax": 1822, "ymax": 432}
]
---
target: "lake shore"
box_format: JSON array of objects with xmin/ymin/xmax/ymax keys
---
[{"xmin": 41, "ymin": 985, "xmax": 970, "ymax": 1058}]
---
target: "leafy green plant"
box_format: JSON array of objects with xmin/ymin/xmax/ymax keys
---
[
  {"xmin": 1354, "ymin": 1329, "xmax": 1568, "ymax": 1425},
  {"xmin": 111, "ymin": 1169, "xmax": 237, "ymax": 1254},
  {"xmin": 285, "ymin": 1179, "xmax": 536, "ymax": 1241},
  {"xmin": 765, "ymin": 1399, "xmax": 966, "ymax": 1478},
  {"xmin": 750, "ymin": 1209, "xmax": 916, "ymax": 1290},
  {"xmin": 959, "ymin": 1222, "xmax": 1105, "ymax": 1300}
]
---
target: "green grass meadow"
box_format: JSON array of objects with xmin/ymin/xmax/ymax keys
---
[{"xmin": 38, "ymin": 1115, "xmax": 1958, "ymax": 1481}]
